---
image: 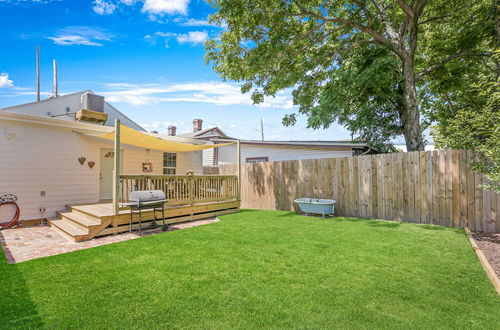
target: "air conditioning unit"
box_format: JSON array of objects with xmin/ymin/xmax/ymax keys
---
[
  {"xmin": 82, "ymin": 93, "xmax": 104, "ymax": 112},
  {"xmin": 77, "ymin": 93, "xmax": 108, "ymax": 124}
]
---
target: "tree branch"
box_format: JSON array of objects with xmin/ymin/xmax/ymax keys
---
[
  {"xmin": 369, "ymin": 0, "xmax": 401, "ymax": 41},
  {"xmin": 396, "ymin": 0, "xmax": 414, "ymax": 18},
  {"xmin": 412, "ymin": 0, "xmax": 431, "ymax": 17},
  {"xmin": 295, "ymin": 2, "xmax": 395, "ymax": 49},
  {"xmin": 417, "ymin": 52, "xmax": 491, "ymax": 79}
]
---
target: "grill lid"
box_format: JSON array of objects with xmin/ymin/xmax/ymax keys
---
[{"xmin": 129, "ymin": 190, "xmax": 166, "ymax": 203}]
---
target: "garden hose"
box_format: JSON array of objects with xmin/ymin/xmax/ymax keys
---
[{"xmin": 0, "ymin": 194, "xmax": 20, "ymax": 229}]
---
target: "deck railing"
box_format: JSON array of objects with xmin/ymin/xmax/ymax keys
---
[{"xmin": 119, "ymin": 174, "xmax": 239, "ymax": 206}]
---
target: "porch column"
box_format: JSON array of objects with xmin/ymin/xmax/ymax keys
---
[
  {"xmin": 112, "ymin": 119, "xmax": 121, "ymax": 215},
  {"xmin": 237, "ymin": 139, "xmax": 241, "ymax": 201}
]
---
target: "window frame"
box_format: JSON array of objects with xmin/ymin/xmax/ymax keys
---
[
  {"xmin": 245, "ymin": 156, "xmax": 269, "ymax": 163},
  {"xmin": 163, "ymin": 152, "xmax": 177, "ymax": 174}
]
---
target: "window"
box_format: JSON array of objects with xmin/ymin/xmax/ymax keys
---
[
  {"xmin": 246, "ymin": 157, "xmax": 269, "ymax": 163},
  {"xmin": 163, "ymin": 152, "xmax": 176, "ymax": 174}
]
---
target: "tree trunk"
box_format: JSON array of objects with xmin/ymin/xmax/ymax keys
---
[{"xmin": 400, "ymin": 57, "xmax": 425, "ymax": 151}]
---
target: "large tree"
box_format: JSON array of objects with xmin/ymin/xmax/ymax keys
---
[{"xmin": 206, "ymin": 0, "xmax": 494, "ymax": 151}]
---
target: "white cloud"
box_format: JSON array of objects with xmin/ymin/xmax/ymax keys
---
[
  {"xmin": 139, "ymin": 120, "xmax": 191, "ymax": 134},
  {"xmin": 92, "ymin": 0, "xmax": 116, "ymax": 15},
  {"xmin": 0, "ymin": 73, "xmax": 14, "ymax": 89},
  {"xmin": 47, "ymin": 26, "xmax": 113, "ymax": 46},
  {"xmin": 141, "ymin": 0, "xmax": 190, "ymax": 15},
  {"xmin": 100, "ymin": 81, "xmax": 295, "ymax": 109},
  {"xmin": 175, "ymin": 18, "xmax": 210, "ymax": 26},
  {"xmin": 48, "ymin": 35, "xmax": 103, "ymax": 46},
  {"xmin": 150, "ymin": 30, "xmax": 207, "ymax": 47},
  {"xmin": 176, "ymin": 31, "xmax": 207, "ymax": 44}
]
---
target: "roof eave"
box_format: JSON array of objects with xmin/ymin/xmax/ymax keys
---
[{"xmin": 0, "ymin": 110, "xmax": 113, "ymax": 133}]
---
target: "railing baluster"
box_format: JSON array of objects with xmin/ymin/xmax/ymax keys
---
[{"xmin": 118, "ymin": 174, "xmax": 238, "ymax": 205}]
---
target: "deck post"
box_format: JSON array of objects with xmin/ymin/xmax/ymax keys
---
[
  {"xmin": 237, "ymin": 139, "xmax": 241, "ymax": 201},
  {"xmin": 112, "ymin": 119, "xmax": 121, "ymax": 215}
]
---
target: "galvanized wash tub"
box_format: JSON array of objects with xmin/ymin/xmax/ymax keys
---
[{"xmin": 294, "ymin": 198, "xmax": 336, "ymax": 217}]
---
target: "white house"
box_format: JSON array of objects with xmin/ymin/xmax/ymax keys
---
[
  {"xmin": 172, "ymin": 119, "xmax": 377, "ymax": 165},
  {"xmin": 0, "ymin": 91, "xmax": 209, "ymax": 225}
]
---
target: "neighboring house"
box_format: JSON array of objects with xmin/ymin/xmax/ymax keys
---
[
  {"xmin": 0, "ymin": 92, "xmax": 206, "ymax": 223},
  {"xmin": 173, "ymin": 119, "xmax": 377, "ymax": 166}
]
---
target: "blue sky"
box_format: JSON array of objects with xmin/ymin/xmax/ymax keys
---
[{"xmin": 0, "ymin": 0, "xmax": 362, "ymax": 141}]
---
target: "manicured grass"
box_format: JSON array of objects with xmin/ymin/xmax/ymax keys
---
[{"xmin": 1, "ymin": 210, "xmax": 499, "ymax": 329}]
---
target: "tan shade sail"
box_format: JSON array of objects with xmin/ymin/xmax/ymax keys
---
[{"xmin": 88, "ymin": 124, "xmax": 235, "ymax": 152}]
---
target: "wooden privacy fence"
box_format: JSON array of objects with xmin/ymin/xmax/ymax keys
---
[
  {"xmin": 120, "ymin": 175, "xmax": 239, "ymax": 206},
  {"xmin": 217, "ymin": 150, "xmax": 499, "ymax": 233}
]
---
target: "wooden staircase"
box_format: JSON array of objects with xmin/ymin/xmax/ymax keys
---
[
  {"xmin": 49, "ymin": 200, "xmax": 240, "ymax": 242},
  {"xmin": 49, "ymin": 206, "xmax": 112, "ymax": 242}
]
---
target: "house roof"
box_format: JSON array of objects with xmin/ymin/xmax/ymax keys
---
[
  {"xmin": 177, "ymin": 127, "xmax": 230, "ymax": 138},
  {"xmin": 1, "ymin": 90, "xmax": 93, "ymax": 110},
  {"xmin": 178, "ymin": 125, "xmax": 375, "ymax": 151},
  {"xmin": 1, "ymin": 90, "xmax": 146, "ymax": 132}
]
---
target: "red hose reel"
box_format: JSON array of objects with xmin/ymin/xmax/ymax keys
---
[{"xmin": 0, "ymin": 194, "xmax": 20, "ymax": 229}]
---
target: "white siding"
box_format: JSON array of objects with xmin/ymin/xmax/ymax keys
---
[
  {"xmin": 0, "ymin": 120, "xmax": 202, "ymax": 222},
  {"xmin": 217, "ymin": 144, "xmax": 354, "ymax": 164},
  {"xmin": 177, "ymin": 151, "xmax": 203, "ymax": 174}
]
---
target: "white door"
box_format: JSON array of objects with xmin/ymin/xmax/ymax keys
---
[{"xmin": 99, "ymin": 148, "xmax": 123, "ymax": 200}]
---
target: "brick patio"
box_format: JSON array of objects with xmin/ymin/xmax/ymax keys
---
[{"xmin": 0, "ymin": 218, "xmax": 218, "ymax": 264}]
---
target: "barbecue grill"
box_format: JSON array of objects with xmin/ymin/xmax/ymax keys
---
[{"xmin": 120, "ymin": 190, "xmax": 168, "ymax": 235}]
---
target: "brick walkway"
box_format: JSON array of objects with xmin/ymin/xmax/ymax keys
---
[{"xmin": 0, "ymin": 218, "xmax": 219, "ymax": 264}]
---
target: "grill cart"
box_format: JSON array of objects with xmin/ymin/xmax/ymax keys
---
[{"xmin": 120, "ymin": 190, "xmax": 168, "ymax": 235}]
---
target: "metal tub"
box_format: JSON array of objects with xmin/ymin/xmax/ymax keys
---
[{"xmin": 294, "ymin": 198, "xmax": 336, "ymax": 217}]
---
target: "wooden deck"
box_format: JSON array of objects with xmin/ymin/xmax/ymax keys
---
[
  {"xmin": 49, "ymin": 174, "xmax": 240, "ymax": 242},
  {"xmin": 50, "ymin": 199, "xmax": 240, "ymax": 242}
]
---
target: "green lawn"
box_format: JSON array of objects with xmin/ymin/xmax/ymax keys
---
[{"xmin": 1, "ymin": 210, "xmax": 499, "ymax": 329}]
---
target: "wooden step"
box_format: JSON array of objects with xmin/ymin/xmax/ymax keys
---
[
  {"xmin": 50, "ymin": 219, "xmax": 89, "ymax": 242},
  {"xmin": 59, "ymin": 211, "xmax": 101, "ymax": 229},
  {"xmin": 67, "ymin": 206, "xmax": 101, "ymax": 218}
]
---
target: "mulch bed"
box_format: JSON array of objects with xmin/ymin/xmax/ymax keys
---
[{"xmin": 473, "ymin": 232, "xmax": 500, "ymax": 278}]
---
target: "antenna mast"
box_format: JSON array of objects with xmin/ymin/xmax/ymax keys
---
[
  {"xmin": 260, "ymin": 118, "xmax": 264, "ymax": 141},
  {"xmin": 36, "ymin": 47, "xmax": 40, "ymax": 102}
]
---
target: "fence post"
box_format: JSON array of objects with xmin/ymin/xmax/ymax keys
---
[{"xmin": 237, "ymin": 140, "xmax": 241, "ymax": 201}]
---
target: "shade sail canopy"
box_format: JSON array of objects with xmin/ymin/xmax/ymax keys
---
[{"xmin": 86, "ymin": 124, "xmax": 235, "ymax": 152}]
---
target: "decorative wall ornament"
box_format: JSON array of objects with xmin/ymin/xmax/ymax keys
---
[
  {"xmin": 4, "ymin": 130, "xmax": 16, "ymax": 141},
  {"xmin": 88, "ymin": 161, "xmax": 96, "ymax": 169},
  {"xmin": 142, "ymin": 162, "xmax": 153, "ymax": 173},
  {"xmin": 78, "ymin": 157, "xmax": 86, "ymax": 165}
]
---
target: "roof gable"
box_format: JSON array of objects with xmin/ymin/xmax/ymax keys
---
[
  {"xmin": 178, "ymin": 127, "xmax": 229, "ymax": 138},
  {"xmin": 1, "ymin": 90, "xmax": 145, "ymax": 131}
]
